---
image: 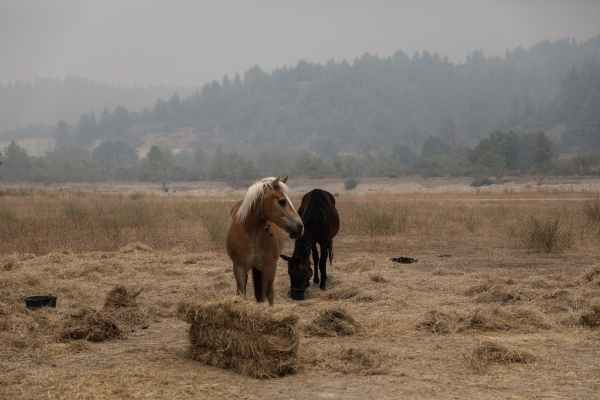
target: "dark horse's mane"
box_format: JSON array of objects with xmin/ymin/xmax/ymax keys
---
[{"xmin": 291, "ymin": 190, "xmax": 330, "ymax": 262}]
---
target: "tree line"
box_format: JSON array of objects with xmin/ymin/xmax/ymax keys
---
[{"xmin": 2, "ymin": 129, "xmax": 598, "ymax": 184}]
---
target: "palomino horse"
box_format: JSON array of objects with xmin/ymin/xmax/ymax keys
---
[
  {"xmin": 280, "ymin": 189, "xmax": 339, "ymax": 300},
  {"xmin": 226, "ymin": 175, "xmax": 304, "ymax": 305}
]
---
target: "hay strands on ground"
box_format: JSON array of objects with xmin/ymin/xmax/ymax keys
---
[{"xmin": 177, "ymin": 297, "xmax": 300, "ymax": 379}]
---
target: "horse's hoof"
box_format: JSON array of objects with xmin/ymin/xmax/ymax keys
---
[
  {"xmin": 320, "ymin": 284, "xmax": 326, "ymax": 291},
  {"xmin": 313, "ymin": 278, "xmax": 320, "ymax": 285}
]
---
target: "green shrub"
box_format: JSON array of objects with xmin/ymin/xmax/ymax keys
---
[
  {"xmin": 345, "ymin": 178, "xmax": 359, "ymax": 190},
  {"xmin": 470, "ymin": 177, "xmax": 493, "ymax": 187}
]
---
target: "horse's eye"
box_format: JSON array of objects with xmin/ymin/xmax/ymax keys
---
[{"xmin": 278, "ymin": 199, "xmax": 287, "ymax": 207}]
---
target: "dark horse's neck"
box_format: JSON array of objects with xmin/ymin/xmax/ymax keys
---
[
  {"xmin": 292, "ymin": 235, "xmax": 313, "ymax": 261},
  {"xmin": 292, "ymin": 190, "xmax": 328, "ymax": 260}
]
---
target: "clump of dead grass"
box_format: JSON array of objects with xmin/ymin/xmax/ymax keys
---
[
  {"xmin": 177, "ymin": 297, "xmax": 300, "ymax": 379},
  {"xmin": 465, "ymin": 341, "xmax": 537, "ymax": 372},
  {"xmin": 518, "ymin": 215, "xmax": 569, "ymax": 253},
  {"xmin": 305, "ymin": 308, "xmax": 360, "ymax": 337},
  {"xmin": 59, "ymin": 307, "xmax": 122, "ymax": 342}
]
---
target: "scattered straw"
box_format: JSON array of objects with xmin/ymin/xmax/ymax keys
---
[
  {"xmin": 303, "ymin": 346, "xmax": 389, "ymax": 375},
  {"xmin": 417, "ymin": 305, "xmax": 553, "ymax": 334},
  {"xmin": 177, "ymin": 297, "xmax": 300, "ymax": 379},
  {"xmin": 321, "ymin": 286, "xmax": 361, "ymax": 300},
  {"xmin": 474, "ymin": 288, "xmax": 521, "ymax": 305},
  {"xmin": 120, "ymin": 242, "xmax": 154, "ymax": 254},
  {"xmin": 578, "ymin": 265, "xmax": 600, "ymax": 284},
  {"xmin": 432, "ymin": 267, "xmax": 464, "ymax": 276}
]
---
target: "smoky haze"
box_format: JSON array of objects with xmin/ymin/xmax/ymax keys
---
[{"xmin": 1, "ymin": 0, "xmax": 599, "ymax": 88}]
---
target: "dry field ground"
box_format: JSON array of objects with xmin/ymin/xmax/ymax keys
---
[{"xmin": 2, "ymin": 178, "xmax": 600, "ymax": 399}]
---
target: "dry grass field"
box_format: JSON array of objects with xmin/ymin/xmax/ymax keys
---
[{"xmin": 2, "ymin": 182, "xmax": 600, "ymax": 399}]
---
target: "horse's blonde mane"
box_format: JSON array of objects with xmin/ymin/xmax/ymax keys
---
[{"xmin": 236, "ymin": 177, "xmax": 289, "ymax": 222}]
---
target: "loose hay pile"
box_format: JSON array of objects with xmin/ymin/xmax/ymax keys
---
[
  {"xmin": 465, "ymin": 341, "xmax": 537, "ymax": 372},
  {"xmin": 177, "ymin": 297, "xmax": 300, "ymax": 379},
  {"xmin": 306, "ymin": 308, "xmax": 360, "ymax": 336},
  {"xmin": 59, "ymin": 307, "xmax": 122, "ymax": 342},
  {"xmin": 104, "ymin": 285, "xmax": 144, "ymax": 308},
  {"xmin": 59, "ymin": 285, "xmax": 143, "ymax": 342},
  {"xmin": 580, "ymin": 305, "xmax": 600, "ymax": 328}
]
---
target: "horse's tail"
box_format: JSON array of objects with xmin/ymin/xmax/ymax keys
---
[
  {"xmin": 252, "ymin": 268, "xmax": 264, "ymax": 302},
  {"xmin": 328, "ymin": 239, "xmax": 334, "ymax": 264}
]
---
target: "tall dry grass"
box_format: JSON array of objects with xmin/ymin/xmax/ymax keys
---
[
  {"xmin": 0, "ymin": 190, "xmax": 235, "ymax": 255},
  {"xmin": 0, "ymin": 188, "xmax": 597, "ymax": 256}
]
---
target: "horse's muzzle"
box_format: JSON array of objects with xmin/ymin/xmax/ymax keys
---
[
  {"xmin": 291, "ymin": 291, "xmax": 305, "ymax": 301},
  {"xmin": 289, "ymin": 222, "xmax": 304, "ymax": 239}
]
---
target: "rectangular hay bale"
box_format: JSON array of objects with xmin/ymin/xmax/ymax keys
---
[{"xmin": 177, "ymin": 297, "xmax": 299, "ymax": 378}]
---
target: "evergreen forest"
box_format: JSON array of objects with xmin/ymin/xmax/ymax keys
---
[{"xmin": 1, "ymin": 36, "xmax": 600, "ymax": 183}]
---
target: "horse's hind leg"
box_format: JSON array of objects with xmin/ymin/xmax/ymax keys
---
[
  {"xmin": 312, "ymin": 243, "xmax": 320, "ymax": 285},
  {"xmin": 252, "ymin": 268, "xmax": 264, "ymax": 303},
  {"xmin": 318, "ymin": 241, "xmax": 330, "ymax": 290}
]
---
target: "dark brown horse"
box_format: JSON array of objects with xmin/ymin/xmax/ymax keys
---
[
  {"xmin": 226, "ymin": 175, "xmax": 304, "ymax": 305},
  {"xmin": 280, "ymin": 189, "xmax": 339, "ymax": 300}
]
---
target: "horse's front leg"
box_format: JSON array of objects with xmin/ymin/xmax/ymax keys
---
[
  {"xmin": 233, "ymin": 264, "xmax": 248, "ymax": 298},
  {"xmin": 318, "ymin": 244, "xmax": 328, "ymax": 290},
  {"xmin": 262, "ymin": 269, "xmax": 276, "ymax": 306},
  {"xmin": 312, "ymin": 243, "xmax": 320, "ymax": 285}
]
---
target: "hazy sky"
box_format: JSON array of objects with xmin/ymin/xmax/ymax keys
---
[{"xmin": 1, "ymin": 0, "xmax": 599, "ymax": 88}]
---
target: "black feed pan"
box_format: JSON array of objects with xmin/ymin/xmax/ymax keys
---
[{"xmin": 25, "ymin": 295, "xmax": 57, "ymax": 309}]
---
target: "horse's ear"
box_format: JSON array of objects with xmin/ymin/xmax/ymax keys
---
[
  {"xmin": 272, "ymin": 174, "xmax": 282, "ymax": 187},
  {"xmin": 280, "ymin": 254, "xmax": 291, "ymax": 262},
  {"xmin": 281, "ymin": 174, "xmax": 289, "ymax": 184}
]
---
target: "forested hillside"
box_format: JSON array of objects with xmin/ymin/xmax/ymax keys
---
[
  {"xmin": 0, "ymin": 77, "xmax": 198, "ymax": 135},
  {"xmin": 1, "ymin": 36, "xmax": 600, "ymax": 183}
]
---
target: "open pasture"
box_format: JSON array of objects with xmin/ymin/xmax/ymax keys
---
[{"xmin": 1, "ymin": 185, "xmax": 600, "ymax": 398}]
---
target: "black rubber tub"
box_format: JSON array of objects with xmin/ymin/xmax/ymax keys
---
[{"xmin": 25, "ymin": 295, "xmax": 57, "ymax": 309}]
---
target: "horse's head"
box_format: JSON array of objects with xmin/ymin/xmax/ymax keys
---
[
  {"xmin": 280, "ymin": 253, "xmax": 312, "ymax": 301},
  {"xmin": 262, "ymin": 175, "xmax": 304, "ymax": 239}
]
